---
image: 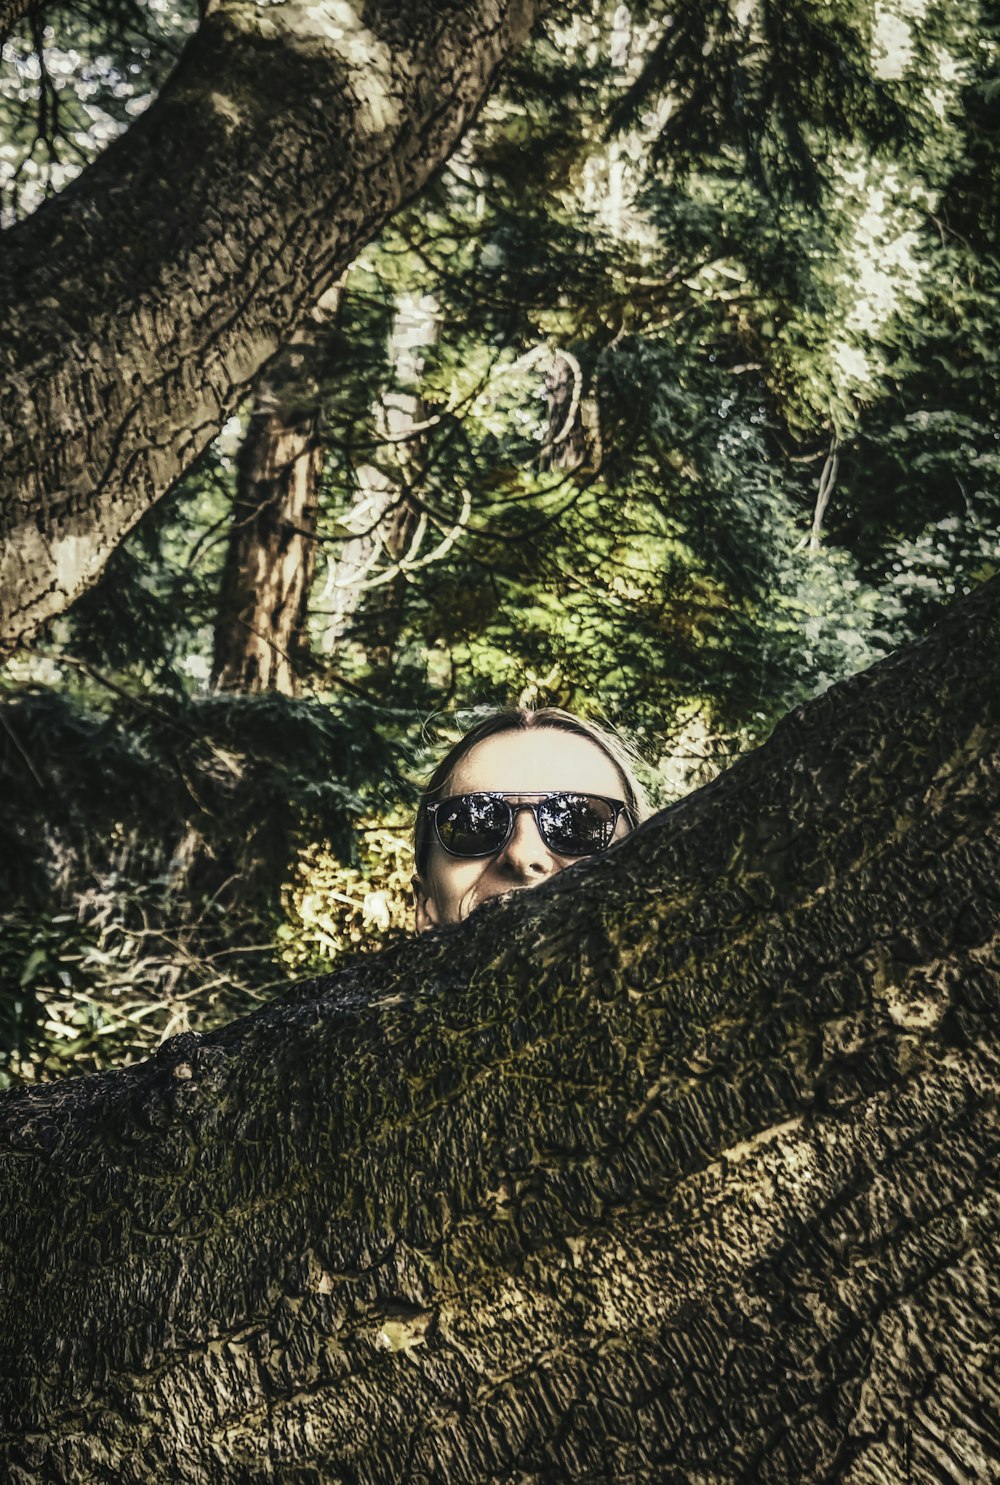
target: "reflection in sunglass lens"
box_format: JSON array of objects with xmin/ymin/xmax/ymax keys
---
[
  {"xmin": 435, "ymin": 793, "xmax": 511, "ymax": 855},
  {"xmin": 538, "ymin": 793, "xmax": 615, "ymax": 854}
]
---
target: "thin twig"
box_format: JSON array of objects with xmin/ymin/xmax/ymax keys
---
[{"xmin": 809, "ymin": 431, "xmax": 840, "ymax": 554}]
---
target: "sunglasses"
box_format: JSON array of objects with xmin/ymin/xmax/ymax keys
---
[{"xmin": 425, "ymin": 791, "xmax": 633, "ymax": 859}]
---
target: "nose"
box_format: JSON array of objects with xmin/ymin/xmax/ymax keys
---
[{"xmin": 494, "ymin": 804, "xmax": 557, "ymax": 880}]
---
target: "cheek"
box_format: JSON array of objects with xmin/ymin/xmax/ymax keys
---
[{"xmin": 429, "ymin": 852, "xmax": 486, "ymax": 911}]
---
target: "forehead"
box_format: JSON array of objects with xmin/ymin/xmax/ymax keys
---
[{"xmin": 446, "ymin": 727, "xmax": 624, "ymax": 798}]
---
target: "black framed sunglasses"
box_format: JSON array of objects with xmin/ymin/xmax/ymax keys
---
[{"xmin": 425, "ymin": 791, "xmax": 633, "ymax": 860}]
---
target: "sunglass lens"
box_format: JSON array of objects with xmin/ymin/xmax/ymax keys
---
[
  {"xmin": 538, "ymin": 793, "xmax": 615, "ymax": 855},
  {"xmin": 435, "ymin": 794, "xmax": 511, "ymax": 856}
]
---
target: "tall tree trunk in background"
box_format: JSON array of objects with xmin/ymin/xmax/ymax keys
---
[
  {"xmin": 316, "ymin": 291, "xmax": 439, "ymax": 686},
  {"xmin": 211, "ymin": 297, "xmax": 341, "ymax": 695},
  {"xmin": 363, "ymin": 495, "xmax": 422, "ymax": 686},
  {"xmin": 536, "ymin": 7, "xmax": 634, "ymax": 480},
  {"xmin": 0, "ymin": 0, "xmax": 539, "ymax": 651},
  {"xmin": 362, "ymin": 296, "xmax": 438, "ymax": 687},
  {"xmin": 2, "ymin": 577, "xmax": 999, "ymax": 1481},
  {"xmin": 210, "ymin": 406, "xmax": 319, "ymax": 694}
]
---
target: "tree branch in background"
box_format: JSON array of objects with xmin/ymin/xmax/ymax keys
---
[{"xmin": 0, "ymin": 0, "xmax": 538, "ymax": 649}]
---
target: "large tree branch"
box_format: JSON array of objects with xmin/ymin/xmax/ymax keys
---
[
  {"xmin": 2, "ymin": 578, "xmax": 999, "ymax": 1480},
  {"xmin": 0, "ymin": 0, "xmax": 537, "ymax": 649}
]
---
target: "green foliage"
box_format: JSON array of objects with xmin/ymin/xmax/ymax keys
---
[
  {"xmin": 614, "ymin": 0, "xmax": 909, "ymax": 190},
  {"xmin": 0, "ymin": 896, "xmax": 274, "ymax": 1087},
  {"xmin": 0, "ymin": 0, "xmax": 197, "ymax": 223},
  {"xmin": 279, "ymin": 810, "xmax": 414, "ymax": 976},
  {"xmin": 0, "ymin": 676, "xmax": 405, "ymax": 1079}
]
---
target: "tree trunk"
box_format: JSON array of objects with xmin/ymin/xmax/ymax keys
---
[
  {"xmin": 210, "ymin": 406, "xmax": 319, "ymax": 695},
  {"xmin": 357, "ymin": 292, "xmax": 438, "ymax": 686},
  {"xmin": 2, "ymin": 577, "xmax": 999, "ymax": 1479},
  {"xmin": 315, "ymin": 289, "xmax": 439, "ymax": 685},
  {"xmin": 0, "ymin": 0, "xmax": 538, "ymax": 652},
  {"xmin": 210, "ymin": 302, "xmax": 342, "ymax": 695}
]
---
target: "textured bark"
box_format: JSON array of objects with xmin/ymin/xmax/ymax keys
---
[
  {"xmin": 0, "ymin": 0, "xmax": 538, "ymax": 650},
  {"xmin": 210, "ymin": 406, "xmax": 320, "ymax": 694},
  {"xmin": 2, "ymin": 578, "xmax": 1000, "ymax": 1482},
  {"xmin": 210, "ymin": 307, "xmax": 340, "ymax": 694}
]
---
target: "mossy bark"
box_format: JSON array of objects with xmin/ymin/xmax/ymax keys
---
[
  {"xmin": 0, "ymin": 0, "xmax": 538, "ymax": 650},
  {"xmin": 2, "ymin": 579, "xmax": 999, "ymax": 1482}
]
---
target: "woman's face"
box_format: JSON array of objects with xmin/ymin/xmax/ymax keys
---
[{"xmin": 413, "ymin": 727, "xmax": 630, "ymax": 930}]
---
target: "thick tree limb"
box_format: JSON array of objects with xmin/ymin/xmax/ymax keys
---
[
  {"xmin": 2, "ymin": 579, "xmax": 999, "ymax": 1481},
  {"xmin": 0, "ymin": 0, "xmax": 537, "ymax": 648}
]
